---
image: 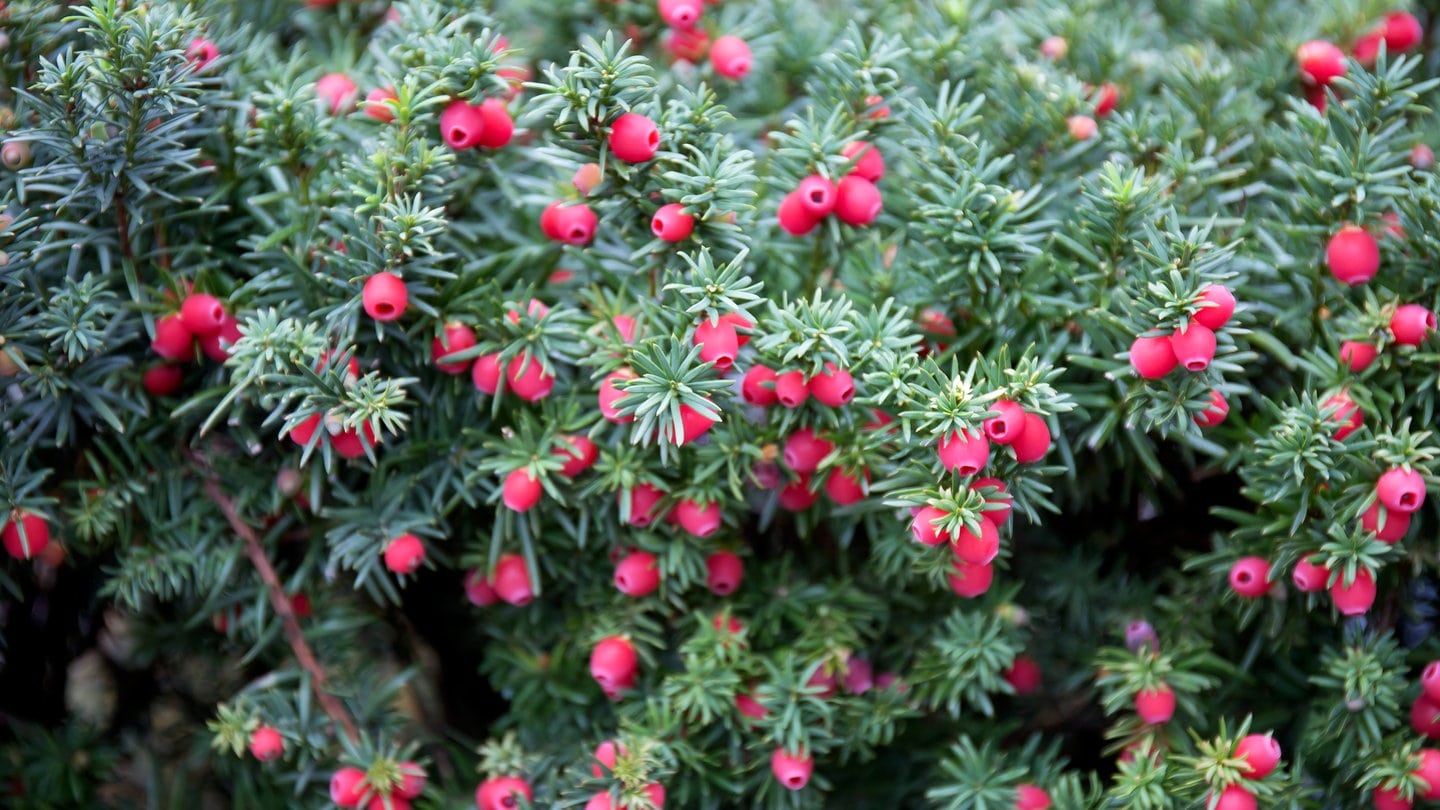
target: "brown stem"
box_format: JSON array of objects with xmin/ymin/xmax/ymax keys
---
[{"xmin": 192, "ymin": 452, "xmax": 361, "ymax": 743}]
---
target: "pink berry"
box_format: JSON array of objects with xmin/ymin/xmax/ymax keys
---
[
  {"xmin": 504, "ymin": 353, "xmax": 555, "ymax": 402},
  {"xmin": 1213, "ymin": 785, "xmax": 1257, "ymax": 810},
  {"xmin": 660, "ymin": 402, "xmax": 718, "ymax": 445},
  {"xmin": 1194, "ymin": 390, "xmax": 1229, "ymax": 429},
  {"xmin": 938, "ymin": 428, "xmax": 990, "ymax": 475},
  {"xmin": 543, "ymin": 201, "xmax": 598, "ymax": 246},
  {"xmin": 475, "ymin": 98, "xmax": 514, "ymax": 149},
  {"xmin": 1383, "ymin": 12, "xmax": 1424, "ymax": 52},
  {"xmin": 1297, "ymin": 40, "xmax": 1346, "ymax": 85},
  {"xmin": 554, "ymin": 434, "xmax": 599, "ymax": 478},
  {"xmin": 396, "ymin": 762, "xmax": 426, "ymax": 799},
  {"xmin": 778, "ymin": 474, "xmax": 819, "ymax": 511},
  {"xmin": 1420, "ymin": 749, "xmax": 1440, "ymax": 800},
  {"xmin": 948, "ymin": 558, "xmax": 994, "ymax": 598},
  {"xmin": 431, "ymin": 322, "xmax": 478, "ymax": 374},
  {"xmin": 794, "ymin": 174, "xmax": 837, "ymax": 218},
  {"xmin": 1390, "ymin": 304, "xmax": 1436, "ymax": 346},
  {"xmin": 1415, "ymin": 694, "xmax": 1440, "ymax": 738},
  {"xmin": 834, "ymin": 175, "xmax": 882, "ymax": 226},
  {"xmin": 1014, "ymin": 784, "xmax": 1052, "ymax": 810},
  {"xmin": 180, "ymin": 293, "xmax": 227, "ymax": 337},
  {"xmin": 573, "ymin": 162, "xmax": 602, "ymax": 195},
  {"xmin": 842, "ymin": 141, "xmax": 885, "ymax": 181},
  {"xmin": 492, "ymin": 554, "xmax": 534, "ymax": 606},
  {"xmin": 1323, "ymin": 391, "xmax": 1364, "ymax": 441},
  {"xmin": 741, "ymin": 364, "xmax": 779, "ymax": 406},
  {"xmin": 383, "ymin": 533, "xmax": 425, "ymax": 574},
  {"xmin": 652, "ymin": 203, "xmax": 694, "ymax": 241},
  {"xmin": 1376, "ymin": 467, "xmax": 1427, "ymax": 514},
  {"xmin": 706, "ymin": 550, "xmax": 744, "ymax": 595},
  {"xmin": 808, "ymin": 362, "xmax": 855, "ymax": 406},
  {"xmin": 472, "ymin": 352, "xmax": 503, "ymax": 394},
  {"xmin": 599, "ymin": 368, "xmax": 637, "ymax": 423},
  {"xmin": 590, "ymin": 635, "xmax": 639, "ymax": 693},
  {"xmin": 983, "ymin": 400, "xmax": 1027, "ymax": 445},
  {"xmin": 1009, "ymin": 413, "xmax": 1052, "ymax": 464},
  {"xmin": 694, "ymin": 318, "xmax": 739, "ymax": 369},
  {"xmin": 624, "ymin": 483, "xmax": 668, "ymax": 527},
  {"xmin": 657, "ymin": 0, "xmax": 703, "ymax": 29},
  {"xmin": 502, "ymin": 468, "xmax": 543, "ymax": 512},
  {"xmin": 1193, "ymin": 284, "xmax": 1236, "ymax": 330},
  {"xmin": 972, "ymin": 477, "xmax": 1013, "ymax": 526},
  {"xmin": 1134, "ymin": 683, "xmax": 1176, "ymax": 724},
  {"xmin": 1228, "ymin": 556, "xmax": 1271, "ymax": 598},
  {"xmin": 951, "ymin": 518, "xmax": 1000, "ymax": 565},
  {"xmin": 1339, "ymin": 340, "xmax": 1378, "ymax": 372},
  {"xmin": 674, "ymin": 498, "xmax": 722, "ymax": 537},
  {"xmin": 1169, "ymin": 323, "xmax": 1217, "ymax": 371},
  {"xmin": 784, "ymin": 428, "xmax": 835, "ymax": 474},
  {"xmin": 770, "ymin": 748, "xmax": 814, "ymax": 791},
  {"xmin": 609, "ymin": 113, "xmax": 661, "ymax": 163},
  {"xmin": 614, "ymin": 551, "xmax": 661, "ymax": 597},
  {"xmin": 1130, "ymin": 334, "xmax": 1178, "ymax": 378},
  {"xmin": 316, "ymin": 72, "xmax": 359, "ymax": 115},
  {"xmin": 824, "ymin": 468, "xmax": 868, "ymax": 506},
  {"xmin": 1234, "ymin": 734, "xmax": 1281, "ymax": 779},
  {"xmin": 439, "ymin": 99, "xmax": 487, "ymax": 150},
  {"xmin": 199, "ymin": 313, "xmax": 243, "ymax": 362},
  {"xmin": 143, "ymin": 364, "xmax": 184, "ymax": 397},
  {"xmin": 777, "ymin": 191, "xmax": 822, "ymax": 235},
  {"xmin": 1067, "ymin": 115, "xmax": 1098, "ymax": 141},
  {"xmin": 1005, "ymin": 657, "xmax": 1043, "ymax": 696},
  {"xmin": 709, "ymin": 34, "xmax": 752, "ymax": 78},
  {"xmin": 249, "ymin": 726, "xmax": 284, "ymax": 761},
  {"xmin": 362, "ymin": 272, "xmax": 408, "ymax": 322},
  {"xmin": 774, "ymin": 370, "xmax": 810, "ymax": 408},
  {"xmin": 330, "ymin": 767, "xmax": 368, "ymax": 808},
  {"xmin": 1326, "ymin": 226, "xmax": 1379, "ymax": 285},
  {"xmin": 152, "ymin": 313, "xmax": 196, "ymax": 361},
  {"xmin": 911, "ymin": 506, "xmax": 951, "ymax": 546},
  {"xmin": 1, "ymin": 511, "xmax": 51, "ymax": 562},
  {"xmin": 475, "ymin": 776, "xmax": 533, "ymax": 810},
  {"xmin": 464, "ymin": 569, "xmax": 499, "ymax": 606},
  {"xmin": 1329, "ymin": 567, "xmax": 1377, "ymax": 616},
  {"xmin": 363, "ymin": 86, "xmax": 398, "ymax": 122},
  {"xmin": 1291, "ymin": 556, "xmax": 1330, "ymax": 592}
]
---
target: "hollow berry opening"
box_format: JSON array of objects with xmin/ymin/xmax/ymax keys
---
[
  {"xmin": 1237, "ymin": 571, "xmax": 1253, "ymax": 583},
  {"xmin": 787, "ymin": 776, "xmax": 803, "ymax": 787},
  {"xmin": 646, "ymin": 130, "xmax": 660, "ymax": 147},
  {"xmin": 714, "ymin": 580, "xmax": 733, "ymax": 594},
  {"xmin": 1401, "ymin": 492, "xmax": 1418, "ymax": 507},
  {"xmin": 958, "ymin": 463, "xmax": 979, "ymax": 476},
  {"xmin": 568, "ymin": 226, "xmax": 588, "ymax": 241},
  {"xmin": 375, "ymin": 303, "xmax": 395, "ymax": 316},
  {"xmin": 449, "ymin": 126, "xmax": 468, "ymax": 143},
  {"xmin": 616, "ymin": 575, "xmax": 628, "ymax": 588},
  {"xmin": 808, "ymin": 189, "xmax": 827, "ymax": 204},
  {"xmin": 209, "ymin": 304, "xmax": 224, "ymax": 320},
  {"xmin": 651, "ymin": 218, "xmax": 665, "ymax": 236},
  {"xmin": 1184, "ymin": 359, "xmax": 1207, "ymax": 371},
  {"xmin": 1427, "ymin": 313, "xmax": 1438, "ymax": 329}
]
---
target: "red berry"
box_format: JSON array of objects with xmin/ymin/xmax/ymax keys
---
[
  {"xmin": 554, "ymin": 434, "xmax": 599, "ymax": 477},
  {"xmin": 824, "ymin": 468, "xmax": 867, "ymax": 505},
  {"xmin": 778, "ymin": 474, "xmax": 820, "ymax": 510},
  {"xmin": 185, "ymin": 37, "xmax": 220, "ymax": 71},
  {"xmin": 842, "ymin": 141, "xmax": 885, "ymax": 181},
  {"xmin": 475, "ymin": 776, "xmax": 533, "ymax": 810},
  {"xmin": 1005, "ymin": 656, "xmax": 1043, "ymax": 696},
  {"xmin": 709, "ymin": 34, "xmax": 751, "ymax": 78},
  {"xmin": 152, "ymin": 313, "xmax": 196, "ymax": 361},
  {"xmin": 289, "ymin": 413, "xmax": 322, "ymax": 447},
  {"xmin": 475, "ymin": 98, "xmax": 514, "ymax": 149},
  {"xmin": 770, "ymin": 748, "xmax": 813, "ymax": 791},
  {"xmin": 624, "ymin": 483, "xmax": 667, "ymax": 527},
  {"xmin": 1419, "ymin": 749, "xmax": 1440, "ymax": 800},
  {"xmin": 1376, "ymin": 467, "xmax": 1427, "ymax": 514},
  {"xmin": 1193, "ymin": 284, "xmax": 1235, "ymax": 330},
  {"xmin": 180, "ymin": 293, "xmax": 227, "ymax": 337},
  {"xmin": 1010, "ymin": 413, "xmax": 1052, "ymax": 464},
  {"xmin": 439, "ymin": 99, "xmax": 487, "ymax": 150},
  {"xmin": 777, "ymin": 191, "xmax": 822, "ymax": 235},
  {"xmin": 1094, "ymin": 82, "xmax": 1120, "ymax": 117},
  {"xmin": 362, "ymin": 272, "xmax": 408, "ymax": 322},
  {"xmin": 1383, "ymin": 12, "xmax": 1424, "ymax": 52},
  {"xmin": 1015, "ymin": 784, "xmax": 1051, "ymax": 810},
  {"xmin": 911, "ymin": 506, "xmax": 951, "ymax": 546},
  {"xmin": 331, "ymin": 421, "xmax": 378, "ymax": 460},
  {"xmin": 1354, "ymin": 30, "xmax": 1384, "ymax": 65},
  {"xmin": 600, "ymin": 369, "xmax": 636, "ymax": 422},
  {"xmin": 938, "ymin": 428, "xmax": 990, "ymax": 475},
  {"xmin": 505, "ymin": 353, "xmax": 555, "ymax": 402},
  {"xmin": 706, "ymin": 550, "xmax": 744, "ymax": 595},
  {"xmin": 1195, "ymin": 390, "xmax": 1229, "ymax": 429},
  {"xmin": 1424, "ymin": 661, "xmax": 1440, "ymax": 704},
  {"xmin": 432, "ymin": 322, "xmax": 478, "ymax": 374},
  {"xmin": 397, "ymin": 762, "xmax": 426, "ymax": 799},
  {"xmin": 1415, "ymin": 694, "xmax": 1440, "ymax": 738},
  {"xmin": 1329, "ymin": 567, "xmax": 1376, "ymax": 615},
  {"xmin": 983, "ymin": 400, "xmax": 1028, "ymax": 445},
  {"xmin": 465, "ymin": 569, "xmax": 499, "ymax": 606},
  {"xmin": 736, "ymin": 691, "xmax": 767, "ymax": 721},
  {"xmin": 719, "ymin": 312, "xmax": 753, "ymax": 345},
  {"xmin": 544, "ymin": 201, "xmax": 599, "ymax": 246},
  {"xmin": 665, "ymin": 27, "xmax": 711, "ymax": 63},
  {"xmin": 1228, "ymin": 556, "xmax": 1271, "ymax": 598},
  {"xmin": 1130, "ymin": 334, "xmax": 1178, "ymax": 378},
  {"xmin": 741, "ymin": 365, "xmax": 779, "ymax": 406},
  {"xmin": 1413, "ymin": 144, "xmax": 1436, "ymax": 170},
  {"xmin": 330, "ymin": 767, "xmax": 368, "ymax": 808},
  {"xmin": 614, "ymin": 551, "xmax": 660, "ymax": 597},
  {"xmin": 610, "ymin": 113, "xmax": 661, "ymax": 163},
  {"xmin": 652, "ymin": 203, "xmax": 694, "ymax": 242},
  {"xmin": 1039, "ymin": 35, "xmax": 1068, "ymax": 59},
  {"xmin": 492, "ymin": 554, "xmax": 534, "ymax": 606},
  {"xmin": 657, "ymin": 0, "xmax": 702, "ymax": 28},
  {"xmin": 1297, "ymin": 40, "xmax": 1346, "ymax": 85},
  {"xmin": 1291, "ymin": 556, "xmax": 1330, "ymax": 592},
  {"xmin": 1135, "ymin": 683, "xmax": 1176, "ymax": 724},
  {"xmin": 1339, "ymin": 340, "xmax": 1378, "ymax": 372},
  {"xmin": 834, "ymin": 175, "xmax": 882, "ymax": 226},
  {"xmin": 1326, "ymin": 226, "xmax": 1380, "ymax": 285},
  {"xmin": 1067, "ymin": 115, "xmax": 1098, "ymax": 141},
  {"xmin": 1390, "ymin": 304, "xmax": 1436, "ymax": 346},
  {"xmin": 694, "ymin": 318, "xmax": 739, "ymax": 369},
  {"xmin": 573, "ymin": 162, "xmax": 602, "ymax": 196},
  {"xmin": 951, "ymin": 519, "xmax": 1000, "ymax": 565},
  {"xmin": 1234, "ymin": 733, "xmax": 1281, "ymax": 779},
  {"xmin": 249, "ymin": 726, "xmax": 284, "ymax": 762},
  {"xmin": 2, "ymin": 511, "xmax": 50, "ymax": 562},
  {"xmin": 143, "ymin": 364, "xmax": 184, "ymax": 396},
  {"xmin": 1361, "ymin": 501, "xmax": 1412, "ymax": 546},
  {"xmin": 364, "ymin": 86, "xmax": 397, "ymax": 122},
  {"xmin": 972, "ymin": 477, "xmax": 1013, "ymax": 526},
  {"xmin": 199, "ymin": 313, "xmax": 243, "ymax": 361},
  {"xmin": 1374, "ymin": 787, "xmax": 1414, "ymax": 810},
  {"xmin": 1323, "ymin": 392, "xmax": 1363, "ymax": 441},
  {"xmin": 1169, "ymin": 323, "xmax": 1217, "ymax": 371},
  {"xmin": 784, "ymin": 428, "xmax": 835, "ymax": 473},
  {"xmin": 795, "ymin": 174, "xmax": 837, "ymax": 218},
  {"xmin": 948, "ymin": 558, "xmax": 994, "ymax": 598},
  {"xmin": 674, "ymin": 498, "xmax": 721, "ymax": 537},
  {"xmin": 1213, "ymin": 785, "xmax": 1257, "ymax": 810},
  {"xmin": 590, "ymin": 635, "xmax": 639, "ymax": 693},
  {"xmin": 383, "ymin": 533, "xmax": 425, "ymax": 574},
  {"xmin": 842, "ymin": 655, "xmax": 874, "ymax": 694},
  {"xmin": 774, "ymin": 370, "xmax": 810, "ymax": 408},
  {"xmin": 316, "ymin": 72, "xmax": 359, "ymax": 115},
  {"xmin": 808, "ymin": 362, "xmax": 855, "ymax": 406},
  {"xmin": 502, "ymin": 468, "xmax": 543, "ymax": 512},
  {"xmin": 472, "ymin": 353, "xmax": 503, "ymax": 394},
  {"xmin": 592, "ymin": 740, "xmax": 625, "ymax": 777},
  {"xmin": 660, "ymin": 402, "xmax": 718, "ymax": 445}
]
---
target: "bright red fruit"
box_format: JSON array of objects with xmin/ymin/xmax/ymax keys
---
[
  {"xmin": 396, "ymin": 762, "xmax": 426, "ymax": 799},
  {"xmin": 464, "ymin": 569, "xmax": 499, "ymax": 606},
  {"xmin": 842, "ymin": 141, "xmax": 885, "ymax": 181},
  {"xmin": 505, "ymin": 353, "xmax": 555, "ymax": 402},
  {"xmin": 475, "ymin": 776, "xmax": 533, "ymax": 810},
  {"xmin": 661, "ymin": 403, "xmax": 719, "ymax": 445},
  {"xmin": 1383, "ymin": 12, "xmax": 1424, "ymax": 52},
  {"xmin": 439, "ymin": 99, "xmax": 487, "ymax": 150},
  {"xmin": 1195, "ymin": 390, "xmax": 1229, "ymax": 428},
  {"xmin": 1390, "ymin": 304, "xmax": 1436, "ymax": 346},
  {"xmin": 674, "ymin": 498, "xmax": 722, "ymax": 537},
  {"xmin": 911, "ymin": 506, "xmax": 951, "ymax": 546},
  {"xmin": 1376, "ymin": 467, "xmax": 1427, "ymax": 514},
  {"xmin": 1130, "ymin": 334, "xmax": 1178, "ymax": 378},
  {"xmin": 1323, "ymin": 391, "xmax": 1363, "ymax": 441},
  {"xmin": 249, "ymin": 725, "xmax": 284, "ymax": 761},
  {"xmin": 784, "ymin": 428, "xmax": 835, "ymax": 473},
  {"xmin": 1329, "ymin": 567, "xmax": 1376, "ymax": 615},
  {"xmin": 615, "ymin": 551, "xmax": 661, "ymax": 597},
  {"xmin": 1326, "ymin": 226, "xmax": 1380, "ymax": 285},
  {"xmin": 180, "ymin": 293, "xmax": 227, "ymax": 337},
  {"xmin": 152, "ymin": 313, "xmax": 196, "ymax": 361},
  {"xmin": 1373, "ymin": 787, "xmax": 1414, "ymax": 810},
  {"xmin": 383, "ymin": 533, "xmax": 425, "ymax": 574},
  {"xmin": 185, "ymin": 37, "xmax": 220, "ymax": 71},
  {"xmin": 475, "ymin": 98, "xmax": 514, "ymax": 148},
  {"xmin": 948, "ymin": 558, "xmax": 994, "ymax": 598},
  {"xmin": 200, "ymin": 313, "xmax": 243, "ymax": 361},
  {"xmin": 834, "ymin": 175, "xmax": 882, "ymax": 225},
  {"xmin": 1094, "ymin": 82, "xmax": 1120, "ymax": 117},
  {"xmin": 1423, "ymin": 661, "xmax": 1440, "ymax": 704},
  {"xmin": 316, "ymin": 72, "xmax": 359, "ymax": 115},
  {"xmin": 1169, "ymin": 323, "xmax": 1216, "ymax": 371},
  {"xmin": 502, "ymin": 468, "xmax": 543, "ymax": 512},
  {"xmin": 741, "ymin": 365, "xmax": 779, "ymax": 406},
  {"xmin": 952, "ymin": 519, "xmax": 1000, "ymax": 565},
  {"xmin": 938, "ymin": 428, "xmax": 990, "ymax": 474},
  {"xmin": 330, "ymin": 421, "xmax": 378, "ymax": 459},
  {"xmin": 492, "ymin": 554, "xmax": 534, "ymax": 606},
  {"xmin": 432, "ymin": 322, "xmax": 478, "ymax": 374},
  {"xmin": 652, "ymin": 203, "xmax": 694, "ymax": 241},
  {"xmin": 143, "ymin": 364, "xmax": 184, "ymax": 397},
  {"xmin": 599, "ymin": 368, "xmax": 636, "ymax": 422},
  {"xmin": 362, "ymin": 272, "xmax": 408, "ymax": 322},
  {"xmin": 1296, "ymin": 40, "xmax": 1346, "ymax": 85},
  {"xmin": 624, "ymin": 483, "xmax": 668, "ymax": 527},
  {"xmin": 770, "ymin": 748, "xmax": 814, "ymax": 791},
  {"xmin": 710, "ymin": 34, "xmax": 752, "ymax": 78},
  {"xmin": 1134, "ymin": 683, "xmax": 1176, "ymax": 724},
  {"xmin": 1234, "ymin": 733, "xmax": 1281, "ymax": 779},
  {"xmin": 1213, "ymin": 785, "xmax": 1257, "ymax": 810},
  {"xmin": 1193, "ymin": 284, "xmax": 1236, "ymax": 330},
  {"xmin": 330, "ymin": 767, "xmax": 368, "ymax": 808},
  {"xmin": 555, "ymin": 434, "xmax": 599, "ymax": 477},
  {"xmin": 665, "ymin": 27, "xmax": 711, "ymax": 63},
  {"xmin": 706, "ymin": 550, "xmax": 744, "ymax": 595},
  {"xmin": 972, "ymin": 477, "xmax": 1013, "ymax": 526},
  {"xmin": 1005, "ymin": 656, "xmax": 1043, "ymax": 696},
  {"xmin": 824, "ymin": 469, "xmax": 867, "ymax": 505},
  {"xmin": 778, "ymin": 191, "xmax": 822, "ymax": 235},
  {"xmin": 1014, "ymin": 784, "xmax": 1052, "ymax": 810},
  {"xmin": 363, "ymin": 86, "xmax": 397, "ymax": 122},
  {"xmin": 774, "ymin": 370, "xmax": 810, "ymax": 408},
  {"xmin": 795, "ymin": 174, "xmax": 838, "ymax": 218},
  {"xmin": 1339, "ymin": 340, "xmax": 1378, "ymax": 372},
  {"xmin": 1416, "ymin": 694, "xmax": 1440, "ymax": 738},
  {"xmin": 472, "ymin": 353, "xmax": 503, "ymax": 394},
  {"xmin": 809, "ymin": 362, "xmax": 855, "ymax": 406},
  {"xmin": 590, "ymin": 635, "xmax": 639, "ymax": 693},
  {"xmin": 1291, "ymin": 556, "xmax": 1330, "ymax": 592},
  {"xmin": 1010, "ymin": 413, "xmax": 1052, "ymax": 463},
  {"xmin": 983, "ymin": 400, "xmax": 1027, "ymax": 445},
  {"xmin": 592, "ymin": 739, "xmax": 625, "ymax": 777},
  {"xmin": 1359, "ymin": 501, "xmax": 1410, "ymax": 544},
  {"xmin": 1229, "ymin": 556, "xmax": 1271, "ymax": 598},
  {"xmin": 1419, "ymin": 749, "xmax": 1440, "ymax": 800},
  {"xmin": 694, "ymin": 317, "xmax": 739, "ymax": 369},
  {"xmin": 610, "ymin": 113, "xmax": 661, "ymax": 162},
  {"xmin": 657, "ymin": 0, "xmax": 702, "ymax": 28}
]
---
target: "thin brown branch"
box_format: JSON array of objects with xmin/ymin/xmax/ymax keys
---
[{"xmin": 191, "ymin": 451, "xmax": 360, "ymax": 743}]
